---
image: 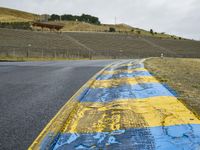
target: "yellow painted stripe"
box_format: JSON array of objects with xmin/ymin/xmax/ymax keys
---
[
  {"xmin": 120, "ymin": 63, "xmax": 135, "ymax": 67},
  {"xmin": 61, "ymin": 96, "xmax": 200, "ymax": 133},
  {"xmin": 90, "ymin": 76, "xmax": 158, "ymax": 88},
  {"xmin": 102, "ymin": 68, "xmax": 147, "ymax": 75}
]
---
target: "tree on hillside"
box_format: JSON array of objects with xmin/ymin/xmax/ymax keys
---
[
  {"xmin": 78, "ymin": 14, "xmax": 100, "ymax": 25},
  {"xmin": 61, "ymin": 14, "xmax": 75, "ymax": 21},
  {"xmin": 150, "ymin": 29, "xmax": 154, "ymax": 35},
  {"xmin": 51, "ymin": 13, "xmax": 101, "ymax": 25},
  {"xmin": 49, "ymin": 14, "xmax": 60, "ymax": 21}
]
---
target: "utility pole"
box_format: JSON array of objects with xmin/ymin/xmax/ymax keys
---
[{"xmin": 115, "ymin": 17, "xmax": 117, "ymax": 25}]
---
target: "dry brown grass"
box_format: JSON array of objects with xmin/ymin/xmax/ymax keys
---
[
  {"xmin": 145, "ymin": 58, "xmax": 200, "ymax": 116},
  {"xmin": 50, "ymin": 21, "xmax": 134, "ymax": 32},
  {"xmin": 0, "ymin": 7, "xmax": 38, "ymax": 22},
  {"xmin": 54, "ymin": 21, "xmax": 175, "ymax": 39}
]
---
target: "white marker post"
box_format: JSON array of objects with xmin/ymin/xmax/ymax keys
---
[{"xmin": 161, "ymin": 53, "xmax": 164, "ymax": 59}]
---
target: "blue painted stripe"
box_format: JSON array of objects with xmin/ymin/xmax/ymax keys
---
[
  {"xmin": 51, "ymin": 124, "xmax": 200, "ymax": 150},
  {"xmin": 96, "ymin": 71, "xmax": 152, "ymax": 80},
  {"xmin": 77, "ymin": 83, "xmax": 174, "ymax": 102},
  {"xmin": 105, "ymin": 63, "xmax": 144, "ymax": 71},
  {"xmin": 162, "ymin": 83, "xmax": 179, "ymax": 97}
]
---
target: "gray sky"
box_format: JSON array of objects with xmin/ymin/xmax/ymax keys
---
[{"xmin": 1, "ymin": 0, "xmax": 200, "ymax": 40}]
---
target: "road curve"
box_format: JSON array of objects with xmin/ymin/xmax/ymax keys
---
[
  {"xmin": 30, "ymin": 60, "xmax": 200, "ymax": 150},
  {"xmin": 0, "ymin": 60, "xmax": 115, "ymax": 150}
]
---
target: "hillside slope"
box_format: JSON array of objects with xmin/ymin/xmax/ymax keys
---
[
  {"xmin": 0, "ymin": 7, "xmax": 183, "ymax": 39},
  {"xmin": 49, "ymin": 21, "xmax": 176, "ymax": 39},
  {"xmin": 0, "ymin": 7, "xmax": 38, "ymax": 22},
  {"xmin": 0, "ymin": 29, "xmax": 200, "ymax": 59}
]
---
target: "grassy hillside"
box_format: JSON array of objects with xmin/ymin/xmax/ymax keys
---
[
  {"xmin": 0, "ymin": 7, "xmax": 38, "ymax": 22},
  {"xmin": 44, "ymin": 21, "xmax": 180, "ymax": 39},
  {"xmin": 0, "ymin": 28, "xmax": 200, "ymax": 60},
  {"xmin": 0, "ymin": 7, "xmax": 183, "ymax": 39}
]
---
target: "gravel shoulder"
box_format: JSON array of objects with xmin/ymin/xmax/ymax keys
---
[{"xmin": 145, "ymin": 57, "xmax": 200, "ymax": 116}]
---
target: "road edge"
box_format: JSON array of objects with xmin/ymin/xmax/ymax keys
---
[{"xmin": 28, "ymin": 62, "xmax": 114, "ymax": 150}]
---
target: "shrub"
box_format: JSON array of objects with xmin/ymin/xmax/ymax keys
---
[
  {"xmin": 109, "ymin": 27, "xmax": 116, "ymax": 32},
  {"xmin": 136, "ymin": 31, "xmax": 141, "ymax": 34},
  {"xmin": 150, "ymin": 29, "xmax": 154, "ymax": 35},
  {"xmin": 49, "ymin": 14, "xmax": 60, "ymax": 21},
  {"xmin": 0, "ymin": 22, "xmax": 31, "ymax": 30},
  {"xmin": 56, "ymin": 14, "xmax": 101, "ymax": 25}
]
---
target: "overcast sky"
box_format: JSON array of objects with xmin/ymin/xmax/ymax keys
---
[{"xmin": 1, "ymin": 0, "xmax": 200, "ymax": 40}]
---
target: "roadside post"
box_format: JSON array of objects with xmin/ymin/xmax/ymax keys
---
[
  {"xmin": 27, "ymin": 44, "xmax": 32, "ymax": 58},
  {"xmin": 120, "ymin": 50, "xmax": 123, "ymax": 59},
  {"xmin": 161, "ymin": 53, "xmax": 164, "ymax": 59},
  {"xmin": 54, "ymin": 50, "xmax": 57, "ymax": 59},
  {"xmin": 42, "ymin": 49, "xmax": 44, "ymax": 58},
  {"xmin": 13, "ymin": 47, "xmax": 16, "ymax": 58}
]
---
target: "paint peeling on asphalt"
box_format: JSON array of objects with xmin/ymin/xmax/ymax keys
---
[{"xmin": 29, "ymin": 60, "xmax": 200, "ymax": 150}]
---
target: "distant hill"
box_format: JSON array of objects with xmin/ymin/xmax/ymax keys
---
[
  {"xmin": 50, "ymin": 21, "xmax": 178, "ymax": 39},
  {"xmin": 0, "ymin": 7, "xmax": 38, "ymax": 22},
  {"xmin": 0, "ymin": 28, "xmax": 199, "ymax": 60},
  {"xmin": 0, "ymin": 7, "xmax": 182, "ymax": 39}
]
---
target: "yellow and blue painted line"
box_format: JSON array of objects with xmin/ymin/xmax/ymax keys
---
[
  {"xmin": 29, "ymin": 60, "xmax": 200, "ymax": 150},
  {"xmin": 96, "ymin": 71, "xmax": 152, "ymax": 80},
  {"xmin": 77, "ymin": 83, "xmax": 175, "ymax": 102}
]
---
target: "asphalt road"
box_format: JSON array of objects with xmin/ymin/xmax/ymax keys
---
[{"xmin": 0, "ymin": 60, "xmax": 115, "ymax": 150}]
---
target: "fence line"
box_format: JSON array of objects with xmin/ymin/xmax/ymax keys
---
[
  {"xmin": 0, "ymin": 45, "xmax": 199, "ymax": 59},
  {"xmin": 0, "ymin": 46, "xmax": 91, "ymax": 59}
]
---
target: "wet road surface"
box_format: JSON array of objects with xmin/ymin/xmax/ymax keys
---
[{"xmin": 0, "ymin": 60, "xmax": 114, "ymax": 150}]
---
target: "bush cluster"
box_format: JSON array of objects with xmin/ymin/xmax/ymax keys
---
[
  {"xmin": 0, "ymin": 22, "xmax": 31, "ymax": 30},
  {"xmin": 49, "ymin": 14, "xmax": 101, "ymax": 25},
  {"xmin": 136, "ymin": 30, "xmax": 141, "ymax": 34},
  {"xmin": 109, "ymin": 27, "xmax": 116, "ymax": 32},
  {"xmin": 150, "ymin": 29, "xmax": 154, "ymax": 35}
]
